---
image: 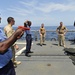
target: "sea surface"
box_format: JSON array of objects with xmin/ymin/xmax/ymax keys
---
[{"xmin": 1, "ymin": 26, "xmax": 75, "ymax": 41}]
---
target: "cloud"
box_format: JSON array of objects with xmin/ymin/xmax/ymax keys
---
[
  {"xmin": 35, "ymin": 3, "xmax": 75, "ymax": 13},
  {"xmin": 6, "ymin": 0, "xmax": 75, "ymax": 16},
  {"xmin": 18, "ymin": 0, "xmax": 75, "ymax": 13},
  {"xmin": 7, "ymin": 7, "xmax": 34, "ymax": 16},
  {"xmin": 19, "ymin": 0, "xmax": 36, "ymax": 7}
]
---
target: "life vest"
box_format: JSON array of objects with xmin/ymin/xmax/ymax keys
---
[
  {"xmin": 57, "ymin": 26, "xmax": 66, "ymax": 34},
  {"xmin": 40, "ymin": 28, "xmax": 45, "ymax": 34}
]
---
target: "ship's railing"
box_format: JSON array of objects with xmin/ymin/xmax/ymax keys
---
[{"xmin": 19, "ymin": 30, "xmax": 75, "ymax": 41}]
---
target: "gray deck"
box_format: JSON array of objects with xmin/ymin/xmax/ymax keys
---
[{"xmin": 15, "ymin": 40, "xmax": 75, "ymax": 75}]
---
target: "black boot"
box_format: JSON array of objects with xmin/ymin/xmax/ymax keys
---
[{"xmin": 25, "ymin": 52, "xmax": 31, "ymax": 57}]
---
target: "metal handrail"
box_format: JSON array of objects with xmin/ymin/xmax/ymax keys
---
[
  {"xmin": 31, "ymin": 30, "xmax": 75, "ymax": 32},
  {"xmin": 19, "ymin": 30, "xmax": 75, "ymax": 41}
]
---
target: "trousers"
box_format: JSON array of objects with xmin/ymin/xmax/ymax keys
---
[
  {"xmin": 58, "ymin": 34, "xmax": 65, "ymax": 46},
  {"xmin": 11, "ymin": 46, "xmax": 16, "ymax": 62},
  {"xmin": 25, "ymin": 34, "xmax": 32, "ymax": 53},
  {"xmin": 40, "ymin": 34, "xmax": 45, "ymax": 45},
  {"xmin": 0, "ymin": 60, "xmax": 16, "ymax": 75}
]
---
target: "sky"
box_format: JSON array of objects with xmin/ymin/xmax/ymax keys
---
[{"xmin": 0, "ymin": 0, "xmax": 75, "ymax": 27}]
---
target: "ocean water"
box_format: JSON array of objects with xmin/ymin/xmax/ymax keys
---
[{"xmin": 1, "ymin": 26, "xmax": 75, "ymax": 41}]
